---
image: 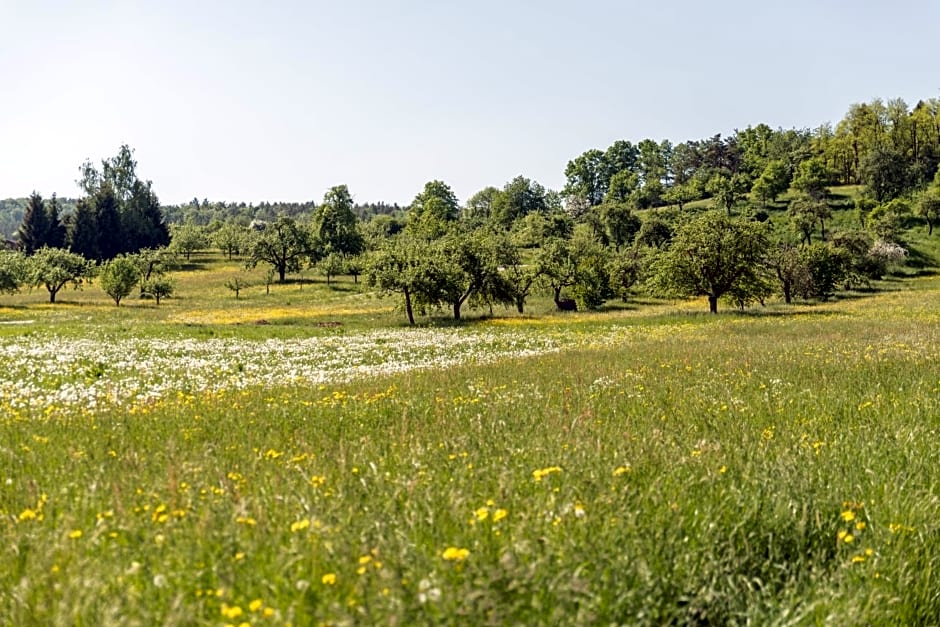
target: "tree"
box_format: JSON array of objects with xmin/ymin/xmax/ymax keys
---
[
  {"xmin": 27, "ymin": 247, "xmax": 93, "ymax": 303},
  {"xmin": 212, "ymin": 222, "xmax": 250, "ymax": 258},
  {"xmin": 598, "ymin": 202, "xmax": 641, "ymax": 251},
  {"xmin": 490, "ymin": 176, "xmax": 548, "ymax": 229},
  {"xmin": 45, "ymin": 194, "xmax": 67, "ymax": 249},
  {"xmin": 94, "ymin": 183, "xmax": 124, "ymax": 260},
  {"xmin": 436, "ymin": 230, "xmax": 514, "ymax": 320},
  {"xmin": 767, "ymin": 243, "xmax": 809, "ymax": 304},
  {"xmin": 313, "ymin": 185, "xmax": 364, "ymax": 256},
  {"xmin": 563, "ymin": 149, "xmax": 608, "ymax": 206},
  {"xmin": 0, "ymin": 251, "xmax": 26, "ymax": 295},
  {"xmin": 140, "ymin": 276, "xmax": 174, "ymax": 305},
  {"xmin": 246, "ymin": 217, "xmax": 312, "ymax": 282},
  {"xmin": 123, "ymin": 180, "xmax": 171, "ymax": 251},
  {"xmin": 706, "ymin": 173, "xmax": 748, "ymax": 214},
  {"xmin": 535, "ymin": 230, "xmax": 611, "ymax": 311},
  {"xmin": 169, "ymin": 223, "xmax": 209, "ymax": 260},
  {"xmin": 317, "ymin": 252, "xmax": 346, "ymax": 286},
  {"xmin": 916, "ymin": 190, "xmax": 940, "ymax": 235},
  {"xmin": 636, "ymin": 216, "xmax": 673, "ymax": 249},
  {"xmin": 608, "ymin": 248, "xmax": 642, "ymax": 302},
  {"xmin": 224, "ymin": 274, "xmax": 252, "ymax": 299},
  {"xmin": 859, "ymin": 145, "xmax": 909, "ymax": 203},
  {"xmin": 789, "ymin": 195, "xmax": 832, "ymax": 243},
  {"xmin": 366, "ymin": 236, "xmax": 444, "ymax": 325},
  {"xmin": 648, "ymin": 211, "xmax": 770, "ymax": 313},
  {"xmin": 98, "ymin": 255, "xmax": 141, "ymax": 306},
  {"xmin": 464, "ymin": 186, "xmax": 500, "ymax": 225},
  {"xmin": 17, "ymin": 192, "xmax": 49, "ymax": 255},
  {"xmin": 407, "ymin": 180, "xmax": 460, "ymax": 239},
  {"xmin": 791, "ymin": 158, "xmax": 830, "ymax": 200},
  {"xmin": 798, "ymin": 242, "xmax": 848, "ymax": 301},
  {"xmin": 68, "ymin": 199, "xmax": 100, "ymax": 260}
]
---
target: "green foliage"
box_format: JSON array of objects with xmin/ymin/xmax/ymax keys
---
[
  {"xmin": 791, "ymin": 157, "xmax": 831, "ymax": 200},
  {"xmin": 366, "ymin": 236, "xmax": 445, "ymax": 324},
  {"xmin": 407, "ymin": 181, "xmax": 460, "ymax": 239},
  {"xmin": 245, "ymin": 217, "xmax": 313, "ymax": 283},
  {"xmin": 490, "ymin": 176, "xmax": 549, "ymax": 229},
  {"xmin": 169, "ymin": 223, "xmax": 210, "ymax": 260},
  {"xmin": 313, "ymin": 185, "xmax": 364, "ymax": 256},
  {"xmin": 0, "ymin": 250, "xmax": 26, "ymax": 294},
  {"xmin": 224, "ymin": 274, "xmax": 252, "ymax": 299},
  {"xmin": 317, "ymin": 252, "xmax": 346, "ymax": 286},
  {"xmin": 26, "ymin": 247, "xmax": 93, "ymax": 303},
  {"xmin": 797, "ymin": 242, "xmax": 849, "ymax": 300},
  {"xmin": 140, "ymin": 275, "xmax": 174, "ymax": 305},
  {"xmin": 648, "ymin": 211, "xmax": 770, "ymax": 313},
  {"xmin": 211, "ymin": 222, "xmax": 250, "ymax": 258},
  {"xmin": 98, "ymin": 255, "xmax": 142, "ymax": 306},
  {"xmin": 17, "ymin": 192, "xmax": 49, "ymax": 255}
]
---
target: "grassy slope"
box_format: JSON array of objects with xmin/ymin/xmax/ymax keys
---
[{"xmin": 2, "ymin": 212, "xmax": 940, "ymax": 623}]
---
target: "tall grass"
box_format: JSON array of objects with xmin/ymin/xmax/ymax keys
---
[{"xmin": 3, "ymin": 271, "xmax": 940, "ymax": 623}]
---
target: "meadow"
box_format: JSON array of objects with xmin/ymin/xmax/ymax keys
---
[{"xmin": 2, "ymin": 255, "xmax": 940, "ymax": 625}]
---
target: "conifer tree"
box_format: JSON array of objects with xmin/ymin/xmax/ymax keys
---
[
  {"xmin": 17, "ymin": 192, "xmax": 49, "ymax": 254},
  {"xmin": 45, "ymin": 193, "xmax": 67, "ymax": 249},
  {"xmin": 68, "ymin": 199, "xmax": 99, "ymax": 260}
]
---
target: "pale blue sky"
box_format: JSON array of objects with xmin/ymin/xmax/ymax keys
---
[{"xmin": 1, "ymin": 0, "xmax": 937, "ymax": 206}]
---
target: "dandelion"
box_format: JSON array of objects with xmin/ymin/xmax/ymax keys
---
[
  {"xmin": 290, "ymin": 519, "xmax": 310, "ymax": 533},
  {"xmin": 236, "ymin": 516, "xmax": 257, "ymax": 526},
  {"xmin": 532, "ymin": 466, "xmax": 562, "ymax": 482},
  {"xmin": 321, "ymin": 573, "xmax": 337, "ymax": 585},
  {"xmin": 492, "ymin": 509, "xmax": 508, "ymax": 523},
  {"xmin": 248, "ymin": 599, "xmax": 263, "ymax": 612},
  {"xmin": 442, "ymin": 547, "xmax": 470, "ymax": 561},
  {"xmin": 612, "ymin": 465, "xmax": 631, "ymax": 476},
  {"xmin": 840, "ymin": 510, "xmax": 856, "ymax": 522},
  {"xmin": 18, "ymin": 508, "xmax": 37, "ymax": 521},
  {"xmin": 220, "ymin": 603, "xmax": 243, "ymax": 619},
  {"xmin": 474, "ymin": 507, "xmax": 489, "ymax": 522},
  {"xmin": 69, "ymin": 529, "xmax": 83, "ymax": 540}
]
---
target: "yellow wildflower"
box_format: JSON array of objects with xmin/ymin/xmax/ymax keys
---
[
  {"xmin": 840, "ymin": 510, "xmax": 856, "ymax": 522},
  {"xmin": 248, "ymin": 599, "xmax": 263, "ymax": 612},
  {"xmin": 290, "ymin": 519, "xmax": 310, "ymax": 533},
  {"xmin": 442, "ymin": 547, "xmax": 470, "ymax": 561},
  {"xmin": 321, "ymin": 573, "xmax": 337, "ymax": 585},
  {"xmin": 492, "ymin": 509, "xmax": 508, "ymax": 523},
  {"xmin": 532, "ymin": 466, "xmax": 562, "ymax": 482},
  {"xmin": 69, "ymin": 529, "xmax": 83, "ymax": 540}
]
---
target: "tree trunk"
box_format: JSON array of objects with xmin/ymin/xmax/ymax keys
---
[
  {"xmin": 49, "ymin": 289, "xmax": 57, "ymax": 303},
  {"xmin": 403, "ymin": 288, "xmax": 415, "ymax": 325},
  {"xmin": 453, "ymin": 300, "xmax": 461, "ymax": 320},
  {"xmin": 278, "ymin": 264, "xmax": 286, "ymax": 282},
  {"xmin": 783, "ymin": 282, "xmax": 792, "ymax": 304},
  {"xmin": 515, "ymin": 296, "xmax": 525, "ymax": 314},
  {"xmin": 553, "ymin": 286, "xmax": 562, "ymax": 308},
  {"xmin": 708, "ymin": 294, "xmax": 718, "ymax": 313},
  {"xmin": 929, "ymin": 219, "xmax": 934, "ymax": 236}
]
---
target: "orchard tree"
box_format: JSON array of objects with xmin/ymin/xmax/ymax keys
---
[
  {"xmin": 317, "ymin": 252, "xmax": 346, "ymax": 285},
  {"xmin": 916, "ymin": 189, "xmax": 940, "ymax": 235},
  {"xmin": 0, "ymin": 251, "xmax": 26, "ymax": 295},
  {"xmin": 27, "ymin": 247, "xmax": 93, "ymax": 303},
  {"xmin": 791, "ymin": 157, "xmax": 830, "ymax": 200},
  {"xmin": 648, "ymin": 211, "xmax": 769, "ymax": 313},
  {"xmin": 212, "ymin": 222, "xmax": 250, "ymax": 258},
  {"xmin": 98, "ymin": 255, "xmax": 141, "ymax": 306},
  {"xmin": 246, "ymin": 217, "xmax": 313, "ymax": 282},
  {"xmin": 169, "ymin": 223, "xmax": 210, "ymax": 260},
  {"xmin": 437, "ymin": 230, "xmax": 514, "ymax": 320},
  {"xmin": 141, "ymin": 276, "xmax": 174, "ymax": 305},
  {"xmin": 366, "ymin": 236, "xmax": 445, "ymax": 325}
]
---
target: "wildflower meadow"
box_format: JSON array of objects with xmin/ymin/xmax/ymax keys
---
[{"xmin": 3, "ymin": 265, "xmax": 940, "ymax": 625}]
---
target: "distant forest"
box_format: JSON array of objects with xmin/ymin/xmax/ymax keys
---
[{"xmin": 2, "ymin": 95, "xmax": 939, "ymax": 239}]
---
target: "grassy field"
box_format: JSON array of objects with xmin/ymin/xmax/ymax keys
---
[{"xmin": 3, "ymin": 246, "xmax": 940, "ymax": 624}]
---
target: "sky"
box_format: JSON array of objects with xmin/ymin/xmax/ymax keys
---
[{"xmin": 1, "ymin": 0, "xmax": 938, "ymax": 206}]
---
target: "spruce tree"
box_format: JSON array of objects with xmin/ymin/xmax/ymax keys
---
[
  {"xmin": 94, "ymin": 183, "xmax": 124, "ymax": 260},
  {"xmin": 17, "ymin": 192, "xmax": 49, "ymax": 254},
  {"xmin": 68, "ymin": 199, "xmax": 100, "ymax": 260},
  {"xmin": 45, "ymin": 193, "xmax": 67, "ymax": 249}
]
